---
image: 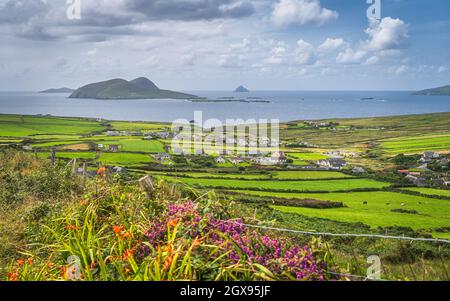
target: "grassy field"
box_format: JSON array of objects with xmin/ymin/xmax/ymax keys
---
[
  {"xmin": 150, "ymin": 170, "xmax": 354, "ymax": 180},
  {"xmin": 286, "ymin": 152, "xmax": 329, "ymax": 160},
  {"xmin": 109, "ymin": 121, "xmax": 168, "ymax": 131},
  {"xmin": 233, "ymin": 190, "xmax": 450, "ymax": 232},
  {"xmin": 0, "ymin": 115, "xmax": 104, "ymax": 137},
  {"xmin": 37, "ymin": 151, "xmax": 153, "ymax": 165},
  {"xmin": 381, "ymin": 134, "xmax": 450, "ymax": 154},
  {"xmin": 402, "ymin": 187, "xmax": 450, "ymax": 198},
  {"xmin": 161, "ymin": 176, "xmax": 390, "ymax": 192}
]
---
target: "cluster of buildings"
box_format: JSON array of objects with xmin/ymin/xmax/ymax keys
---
[{"xmin": 398, "ymin": 152, "xmax": 449, "ymax": 187}]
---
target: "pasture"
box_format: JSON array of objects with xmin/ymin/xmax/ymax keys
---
[
  {"xmin": 402, "ymin": 187, "xmax": 450, "ymax": 198},
  {"xmin": 381, "ymin": 134, "xmax": 450, "ymax": 155},
  {"xmin": 160, "ymin": 177, "xmax": 390, "ymax": 192},
  {"xmin": 234, "ymin": 190, "xmax": 450, "ymax": 232},
  {"xmin": 0, "ymin": 115, "xmax": 104, "ymax": 137}
]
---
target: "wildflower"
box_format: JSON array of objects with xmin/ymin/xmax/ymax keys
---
[
  {"xmin": 7, "ymin": 271, "xmax": 19, "ymax": 281},
  {"xmin": 17, "ymin": 259, "xmax": 24, "ymax": 267},
  {"xmin": 26, "ymin": 258, "xmax": 33, "ymax": 265},
  {"xmin": 123, "ymin": 249, "xmax": 134, "ymax": 260},
  {"xmin": 112, "ymin": 225, "xmax": 125, "ymax": 235},
  {"xmin": 163, "ymin": 255, "xmax": 174, "ymax": 271},
  {"xmin": 97, "ymin": 166, "xmax": 108, "ymax": 178},
  {"xmin": 65, "ymin": 225, "xmax": 78, "ymax": 231},
  {"xmin": 167, "ymin": 219, "xmax": 179, "ymax": 228}
]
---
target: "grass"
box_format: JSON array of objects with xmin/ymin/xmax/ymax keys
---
[
  {"xmin": 233, "ymin": 190, "xmax": 450, "ymax": 231},
  {"xmin": 0, "ymin": 115, "xmax": 104, "ymax": 137},
  {"xmin": 150, "ymin": 170, "xmax": 353, "ymax": 180},
  {"xmin": 402, "ymin": 187, "xmax": 450, "ymax": 198},
  {"xmin": 382, "ymin": 134, "xmax": 450, "ymax": 154},
  {"xmin": 109, "ymin": 121, "xmax": 168, "ymax": 131},
  {"xmin": 160, "ymin": 177, "xmax": 390, "ymax": 192},
  {"xmin": 37, "ymin": 152, "xmax": 153, "ymax": 165},
  {"xmin": 94, "ymin": 139, "xmax": 165, "ymax": 153},
  {"xmin": 287, "ymin": 152, "xmax": 329, "ymax": 160}
]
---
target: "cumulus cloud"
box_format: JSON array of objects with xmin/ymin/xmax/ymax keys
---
[
  {"xmin": 0, "ymin": 0, "xmax": 254, "ymax": 41},
  {"xmin": 271, "ymin": 0, "xmax": 338, "ymax": 27},
  {"xmin": 364, "ymin": 17, "xmax": 409, "ymax": 51},
  {"xmin": 295, "ymin": 39, "xmax": 316, "ymax": 65},
  {"xmin": 336, "ymin": 48, "xmax": 367, "ymax": 64},
  {"xmin": 127, "ymin": 0, "xmax": 254, "ymax": 21},
  {"xmin": 318, "ymin": 38, "xmax": 346, "ymax": 53},
  {"xmin": 263, "ymin": 43, "xmax": 287, "ymax": 65}
]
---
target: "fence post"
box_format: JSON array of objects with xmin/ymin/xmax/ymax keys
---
[
  {"xmin": 139, "ymin": 175, "xmax": 154, "ymax": 198},
  {"xmin": 51, "ymin": 147, "xmax": 56, "ymax": 166}
]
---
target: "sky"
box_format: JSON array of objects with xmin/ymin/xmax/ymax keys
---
[{"xmin": 0, "ymin": 0, "xmax": 449, "ymax": 91}]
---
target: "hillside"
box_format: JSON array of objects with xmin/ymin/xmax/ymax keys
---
[
  {"xmin": 414, "ymin": 85, "xmax": 450, "ymax": 95},
  {"xmin": 39, "ymin": 88, "xmax": 74, "ymax": 93},
  {"xmin": 69, "ymin": 77, "xmax": 198, "ymax": 100}
]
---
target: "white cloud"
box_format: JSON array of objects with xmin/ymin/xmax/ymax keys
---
[
  {"xmin": 336, "ymin": 48, "xmax": 367, "ymax": 64},
  {"xmin": 218, "ymin": 54, "xmax": 244, "ymax": 68},
  {"xmin": 438, "ymin": 66, "xmax": 448, "ymax": 73},
  {"xmin": 318, "ymin": 38, "xmax": 346, "ymax": 53},
  {"xmin": 364, "ymin": 17, "xmax": 409, "ymax": 51},
  {"xmin": 263, "ymin": 43, "xmax": 287, "ymax": 65},
  {"xmin": 271, "ymin": 0, "xmax": 338, "ymax": 27},
  {"xmin": 295, "ymin": 39, "xmax": 316, "ymax": 65},
  {"xmin": 389, "ymin": 65, "xmax": 408, "ymax": 75},
  {"xmin": 364, "ymin": 56, "xmax": 379, "ymax": 65}
]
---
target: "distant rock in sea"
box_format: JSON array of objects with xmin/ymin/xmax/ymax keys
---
[
  {"xmin": 414, "ymin": 85, "xmax": 450, "ymax": 96},
  {"xmin": 69, "ymin": 77, "xmax": 198, "ymax": 100},
  {"xmin": 235, "ymin": 85, "xmax": 250, "ymax": 93},
  {"xmin": 40, "ymin": 88, "xmax": 74, "ymax": 93}
]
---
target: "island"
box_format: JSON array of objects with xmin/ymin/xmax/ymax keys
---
[
  {"xmin": 69, "ymin": 77, "xmax": 198, "ymax": 100},
  {"xmin": 40, "ymin": 88, "xmax": 74, "ymax": 93},
  {"xmin": 235, "ymin": 85, "xmax": 250, "ymax": 93},
  {"xmin": 414, "ymin": 85, "xmax": 450, "ymax": 96}
]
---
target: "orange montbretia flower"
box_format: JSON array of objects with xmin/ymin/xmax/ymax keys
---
[
  {"xmin": 17, "ymin": 259, "xmax": 24, "ymax": 267},
  {"xmin": 7, "ymin": 271, "xmax": 19, "ymax": 281},
  {"xmin": 163, "ymin": 255, "xmax": 174, "ymax": 271},
  {"xmin": 97, "ymin": 166, "xmax": 108, "ymax": 178},
  {"xmin": 112, "ymin": 225, "xmax": 126, "ymax": 235},
  {"xmin": 123, "ymin": 249, "xmax": 134, "ymax": 260},
  {"xmin": 167, "ymin": 219, "xmax": 179, "ymax": 228}
]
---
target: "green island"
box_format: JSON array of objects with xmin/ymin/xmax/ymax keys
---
[{"xmin": 1, "ymin": 112, "xmax": 450, "ymax": 281}]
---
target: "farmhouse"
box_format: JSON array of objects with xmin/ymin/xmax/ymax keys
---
[
  {"xmin": 229, "ymin": 157, "xmax": 244, "ymax": 165},
  {"xmin": 215, "ymin": 156, "xmax": 226, "ymax": 164},
  {"xmin": 352, "ymin": 166, "xmax": 366, "ymax": 173},
  {"xmin": 420, "ymin": 151, "xmax": 440, "ymax": 163},
  {"xmin": 106, "ymin": 131, "xmax": 119, "ymax": 136},
  {"xmin": 271, "ymin": 151, "xmax": 287, "ymax": 163},
  {"xmin": 317, "ymin": 158, "xmax": 347, "ymax": 170},
  {"xmin": 154, "ymin": 153, "xmax": 171, "ymax": 162},
  {"xmin": 109, "ymin": 145, "xmax": 120, "ymax": 152}
]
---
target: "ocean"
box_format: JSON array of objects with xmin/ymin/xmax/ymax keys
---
[{"xmin": 0, "ymin": 90, "xmax": 449, "ymax": 123}]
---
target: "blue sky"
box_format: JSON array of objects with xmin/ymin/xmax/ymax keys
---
[{"xmin": 0, "ymin": 0, "xmax": 449, "ymax": 91}]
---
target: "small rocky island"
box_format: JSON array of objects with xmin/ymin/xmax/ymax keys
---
[
  {"xmin": 69, "ymin": 77, "xmax": 198, "ymax": 100},
  {"xmin": 235, "ymin": 85, "xmax": 250, "ymax": 93}
]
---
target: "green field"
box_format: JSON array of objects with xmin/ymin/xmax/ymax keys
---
[
  {"xmin": 286, "ymin": 152, "xmax": 329, "ymax": 160},
  {"xmin": 234, "ymin": 190, "xmax": 450, "ymax": 231},
  {"xmin": 160, "ymin": 177, "xmax": 390, "ymax": 192},
  {"xmin": 109, "ymin": 121, "xmax": 168, "ymax": 131},
  {"xmin": 150, "ymin": 170, "xmax": 353, "ymax": 180},
  {"xmin": 402, "ymin": 187, "xmax": 450, "ymax": 198},
  {"xmin": 37, "ymin": 151, "xmax": 153, "ymax": 165},
  {"xmin": 31, "ymin": 137, "xmax": 165, "ymax": 153},
  {"xmin": 381, "ymin": 134, "xmax": 450, "ymax": 154}
]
